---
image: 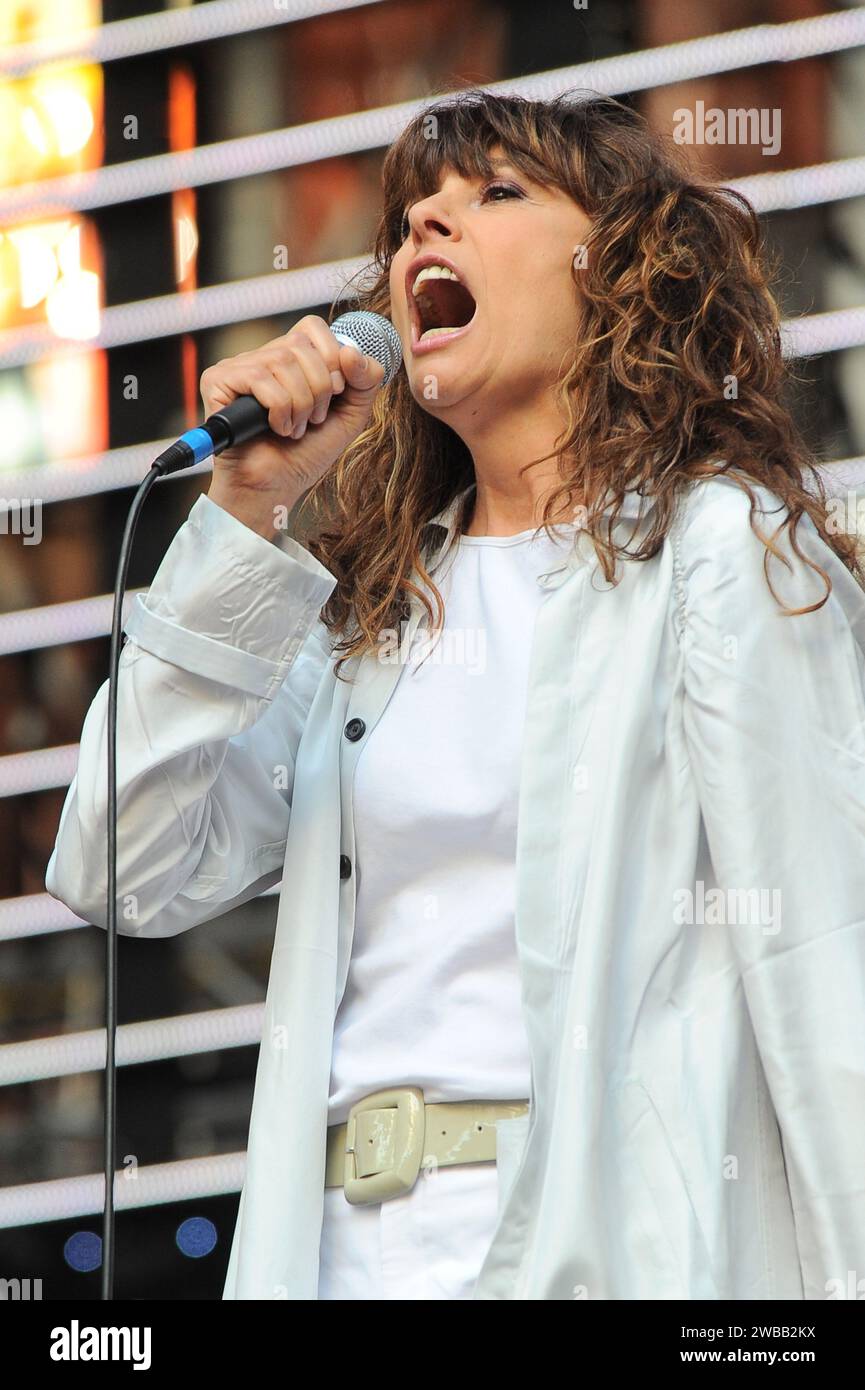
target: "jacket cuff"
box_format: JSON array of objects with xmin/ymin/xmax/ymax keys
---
[{"xmin": 123, "ymin": 492, "xmax": 337, "ymax": 699}]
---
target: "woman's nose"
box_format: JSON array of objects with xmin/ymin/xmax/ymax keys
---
[
  {"xmin": 408, "ymin": 193, "xmax": 458, "ymax": 240},
  {"xmin": 419, "ymin": 212, "xmax": 453, "ymax": 238}
]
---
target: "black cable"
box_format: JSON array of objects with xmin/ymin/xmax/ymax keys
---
[{"xmin": 102, "ymin": 460, "xmax": 169, "ymax": 1301}]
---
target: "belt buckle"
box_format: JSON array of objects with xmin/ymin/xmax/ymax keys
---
[{"xmin": 343, "ymin": 1085, "xmax": 425, "ymax": 1205}]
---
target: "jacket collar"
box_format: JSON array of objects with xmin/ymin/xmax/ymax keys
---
[{"xmin": 424, "ymin": 484, "xmax": 475, "ymax": 544}]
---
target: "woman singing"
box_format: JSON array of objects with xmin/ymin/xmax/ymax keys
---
[{"xmin": 47, "ymin": 89, "xmax": 865, "ymax": 1301}]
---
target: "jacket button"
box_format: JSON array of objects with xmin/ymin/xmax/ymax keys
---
[
  {"xmin": 344, "ymin": 717, "xmax": 366, "ymax": 741},
  {"xmin": 339, "ymin": 855, "xmax": 352, "ymax": 880}
]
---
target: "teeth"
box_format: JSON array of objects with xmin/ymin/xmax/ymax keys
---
[
  {"xmin": 419, "ymin": 326, "xmax": 464, "ymax": 340},
  {"xmin": 412, "ymin": 264, "xmax": 461, "ymax": 295}
]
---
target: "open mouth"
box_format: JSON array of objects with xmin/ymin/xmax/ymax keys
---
[{"xmin": 409, "ymin": 265, "xmax": 477, "ymax": 344}]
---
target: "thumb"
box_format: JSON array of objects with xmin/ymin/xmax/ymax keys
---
[{"xmin": 338, "ymin": 342, "xmax": 386, "ymax": 394}]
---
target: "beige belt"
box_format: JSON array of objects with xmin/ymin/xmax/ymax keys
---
[{"xmin": 325, "ymin": 1085, "xmax": 529, "ymax": 1205}]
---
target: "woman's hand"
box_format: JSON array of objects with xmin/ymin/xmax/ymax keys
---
[{"xmin": 201, "ymin": 314, "xmax": 386, "ymax": 536}]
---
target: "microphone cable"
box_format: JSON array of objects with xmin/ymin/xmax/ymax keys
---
[{"xmin": 103, "ymin": 462, "xmax": 164, "ymax": 1299}]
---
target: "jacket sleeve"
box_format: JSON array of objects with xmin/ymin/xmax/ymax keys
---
[
  {"xmin": 45, "ymin": 492, "xmax": 338, "ymax": 939},
  {"xmin": 675, "ymin": 477, "xmax": 865, "ymax": 1299}
]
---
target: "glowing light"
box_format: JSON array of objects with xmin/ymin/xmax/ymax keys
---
[
  {"xmin": 45, "ymin": 267, "xmax": 100, "ymax": 339},
  {"xmin": 0, "ymin": 0, "xmax": 101, "ymax": 50},
  {"xmin": 21, "ymin": 103, "xmax": 49, "ymax": 155},
  {"xmin": 56, "ymin": 222, "xmax": 81, "ymax": 276},
  {"xmin": 176, "ymin": 1217, "xmax": 218, "ymax": 1259},
  {"xmin": 7, "ymin": 226, "xmax": 61, "ymax": 308},
  {"xmin": 174, "ymin": 212, "xmax": 198, "ymax": 283},
  {"xmin": 0, "ymin": 58, "xmax": 103, "ymax": 186},
  {"xmin": 63, "ymin": 1231, "xmax": 102, "ymax": 1272},
  {"xmin": 0, "ymin": 376, "xmax": 43, "ymax": 468},
  {"xmin": 36, "ymin": 80, "xmax": 94, "ymax": 156},
  {"xmin": 32, "ymin": 349, "xmax": 107, "ymax": 459}
]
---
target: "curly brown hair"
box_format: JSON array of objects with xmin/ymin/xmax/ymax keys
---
[{"xmin": 294, "ymin": 87, "xmax": 864, "ymax": 680}]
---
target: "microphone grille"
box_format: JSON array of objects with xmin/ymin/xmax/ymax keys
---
[{"xmin": 330, "ymin": 310, "xmax": 403, "ymax": 386}]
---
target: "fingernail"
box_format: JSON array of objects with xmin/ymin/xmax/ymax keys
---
[
  {"xmin": 291, "ymin": 421, "xmax": 306, "ymax": 438},
  {"xmin": 330, "ymin": 370, "xmax": 345, "ymax": 391}
]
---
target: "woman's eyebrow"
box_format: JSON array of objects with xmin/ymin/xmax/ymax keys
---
[{"xmin": 487, "ymin": 158, "xmax": 541, "ymax": 188}]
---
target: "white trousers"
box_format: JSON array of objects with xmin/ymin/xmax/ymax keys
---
[{"xmin": 318, "ymin": 1160, "xmax": 502, "ymax": 1299}]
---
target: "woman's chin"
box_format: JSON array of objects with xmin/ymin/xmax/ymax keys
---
[{"xmin": 409, "ymin": 373, "xmax": 471, "ymax": 413}]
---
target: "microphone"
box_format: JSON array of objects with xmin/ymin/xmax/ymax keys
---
[{"xmin": 153, "ymin": 310, "xmax": 403, "ymax": 476}]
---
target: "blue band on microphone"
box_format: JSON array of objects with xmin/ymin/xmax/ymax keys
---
[{"xmin": 177, "ymin": 427, "xmax": 214, "ymax": 463}]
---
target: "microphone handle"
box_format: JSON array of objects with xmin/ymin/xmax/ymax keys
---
[{"xmin": 207, "ymin": 395, "xmax": 271, "ymax": 450}]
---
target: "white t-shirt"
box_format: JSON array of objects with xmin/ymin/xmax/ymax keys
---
[{"xmin": 327, "ymin": 519, "xmax": 579, "ymax": 1125}]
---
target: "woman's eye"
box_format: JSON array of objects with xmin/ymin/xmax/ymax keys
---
[
  {"xmin": 400, "ymin": 212, "xmax": 410, "ymax": 239},
  {"xmin": 480, "ymin": 180, "xmax": 523, "ymax": 204}
]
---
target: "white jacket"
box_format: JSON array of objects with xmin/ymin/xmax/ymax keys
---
[{"xmin": 46, "ymin": 472, "xmax": 865, "ymax": 1300}]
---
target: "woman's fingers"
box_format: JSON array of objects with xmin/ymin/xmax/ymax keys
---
[
  {"xmin": 200, "ymin": 318, "xmax": 354, "ymax": 443},
  {"xmin": 199, "ymin": 358, "xmax": 300, "ymax": 437},
  {"xmin": 264, "ymin": 336, "xmax": 335, "ymax": 437}
]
